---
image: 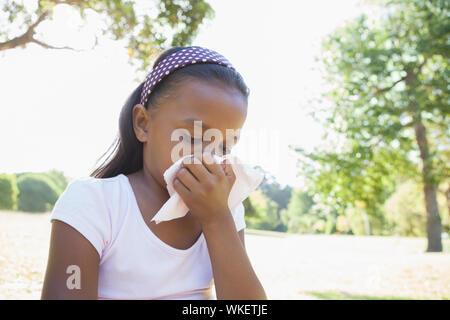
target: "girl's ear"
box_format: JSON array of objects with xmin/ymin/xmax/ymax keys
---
[{"xmin": 132, "ymin": 104, "xmax": 151, "ymax": 142}]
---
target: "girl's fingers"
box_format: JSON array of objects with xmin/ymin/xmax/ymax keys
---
[
  {"xmin": 223, "ymin": 159, "xmax": 236, "ymax": 183},
  {"xmin": 201, "ymin": 152, "xmax": 225, "ymax": 176},
  {"xmin": 182, "ymin": 155, "xmax": 210, "ymax": 182},
  {"xmin": 175, "ymin": 167, "xmax": 199, "ymax": 190},
  {"xmin": 173, "ymin": 177, "xmax": 191, "ymax": 199}
]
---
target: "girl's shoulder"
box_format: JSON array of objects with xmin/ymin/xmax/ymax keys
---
[
  {"xmin": 50, "ymin": 174, "xmax": 128, "ymax": 257},
  {"xmin": 62, "ymin": 174, "xmax": 126, "ymax": 202},
  {"xmin": 55, "ymin": 173, "xmax": 131, "ymax": 225},
  {"xmin": 66, "ymin": 174, "xmax": 123, "ymax": 187}
]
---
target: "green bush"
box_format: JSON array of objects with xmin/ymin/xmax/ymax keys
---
[
  {"xmin": 0, "ymin": 174, "xmax": 19, "ymax": 210},
  {"xmin": 17, "ymin": 173, "xmax": 59, "ymax": 213},
  {"xmin": 45, "ymin": 169, "xmax": 69, "ymax": 194},
  {"xmin": 342, "ymin": 200, "xmax": 389, "ymax": 236},
  {"xmin": 383, "ymin": 180, "xmax": 448, "ymax": 237},
  {"xmin": 283, "ymin": 211, "xmax": 326, "ymax": 234},
  {"xmin": 280, "ymin": 188, "xmax": 315, "ymax": 233},
  {"xmin": 336, "ymin": 215, "xmax": 351, "ymax": 234},
  {"xmin": 245, "ymin": 189, "xmax": 280, "ymax": 231},
  {"xmin": 324, "ymin": 215, "xmax": 337, "ymax": 234},
  {"xmin": 344, "ymin": 203, "xmax": 371, "ymax": 236}
]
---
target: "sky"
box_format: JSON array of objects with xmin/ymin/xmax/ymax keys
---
[{"xmin": 0, "ymin": 0, "xmax": 373, "ymax": 187}]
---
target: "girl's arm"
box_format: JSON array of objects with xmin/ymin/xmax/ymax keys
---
[
  {"xmin": 173, "ymin": 153, "xmax": 267, "ymax": 300},
  {"xmin": 202, "ymin": 213, "xmax": 266, "ymax": 300},
  {"xmin": 41, "ymin": 220, "xmax": 99, "ymax": 299}
]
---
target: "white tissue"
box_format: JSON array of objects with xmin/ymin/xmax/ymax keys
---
[{"xmin": 151, "ymin": 154, "xmax": 264, "ymax": 224}]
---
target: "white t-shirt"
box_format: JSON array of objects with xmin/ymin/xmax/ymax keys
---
[{"xmin": 50, "ymin": 173, "xmax": 246, "ymax": 300}]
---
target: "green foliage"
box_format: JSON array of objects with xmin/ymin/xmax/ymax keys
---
[
  {"xmin": 297, "ymin": 145, "xmax": 405, "ymax": 234},
  {"xmin": 279, "ymin": 188, "xmax": 336, "ymax": 234},
  {"xmin": 17, "ymin": 173, "xmax": 60, "ymax": 213},
  {"xmin": 257, "ymin": 168, "xmax": 293, "ymax": 212},
  {"xmin": 384, "ymin": 180, "xmax": 426, "ymax": 236},
  {"xmin": 0, "ymin": 174, "xmax": 19, "ymax": 210},
  {"xmin": 296, "ymin": 0, "xmax": 449, "ymax": 237},
  {"xmin": 336, "ymin": 215, "xmax": 351, "ymax": 234},
  {"xmin": 244, "ymin": 189, "xmax": 280, "ymax": 231},
  {"xmin": 243, "ymin": 197, "xmax": 257, "ymax": 218},
  {"xmin": 383, "ymin": 180, "xmax": 449, "ymax": 236},
  {"xmin": 343, "ymin": 202, "xmax": 370, "ymax": 235},
  {"xmin": 280, "ymin": 188, "xmax": 313, "ymax": 230},
  {"xmin": 1, "ymin": 0, "xmax": 214, "ymax": 73},
  {"xmin": 45, "ymin": 169, "xmax": 69, "ymax": 194},
  {"xmin": 252, "ymin": 167, "xmax": 292, "ymax": 231}
]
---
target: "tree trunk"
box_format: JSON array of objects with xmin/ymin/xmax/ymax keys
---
[
  {"xmin": 413, "ymin": 118, "xmax": 442, "ymax": 252},
  {"xmin": 362, "ymin": 212, "xmax": 371, "ymax": 235},
  {"xmin": 446, "ymin": 185, "xmax": 450, "ymax": 220},
  {"xmin": 406, "ymin": 68, "xmax": 442, "ymax": 252}
]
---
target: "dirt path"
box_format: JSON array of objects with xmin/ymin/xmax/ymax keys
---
[{"xmin": 0, "ymin": 211, "xmax": 449, "ymax": 299}]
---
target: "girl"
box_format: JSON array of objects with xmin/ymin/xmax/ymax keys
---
[{"xmin": 41, "ymin": 45, "xmax": 267, "ymax": 300}]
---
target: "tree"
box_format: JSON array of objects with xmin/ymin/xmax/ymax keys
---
[
  {"xmin": 243, "ymin": 197, "xmax": 257, "ymax": 218},
  {"xmin": 0, "ymin": 173, "xmax": 19, "ymax": 210},
  {"xmin": 280, "ymin": 188, "xmax": 320, "ymax": 233},
  {"xmin": 17, "ymin": 173, "xmax": 59, "ymax": 212},
  {"xmin": 245, "ymin": 189, "xmax": 279, "ymax": 231},
  {"xmin": 384, "ymin": 179, "xmax": 449, "ymax": 237},
  {"xmin": 0, "ymin": 0, "xmax": 214, "ymax": 70},
  {"xmin": 254, "ymin": 166, "xmax": 292, "ymax": 231},
  {"xmin": 45, "ymin": 169, "xmax": 69, "ymax": 194},
  {"xmin": 257, "ymin": 168, "xmax": 292, "ymax": 211},
  {"xmin": 296, "ymin": 0, "xmax": 449, "ymax": 251}
]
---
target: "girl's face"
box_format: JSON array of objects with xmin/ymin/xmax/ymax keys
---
[{"xmin": 133, "ymin": 79, "xmax": 248, "ymax": 188}]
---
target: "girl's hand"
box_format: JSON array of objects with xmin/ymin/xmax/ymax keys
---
[{"xmin": 172, "ymin": 152, "xmax": 236, "ymax": 227}]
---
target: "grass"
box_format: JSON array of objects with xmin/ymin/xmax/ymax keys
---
[
  {"xmin": 305, "ymin": 291, "xmax": 423, "ymax": 300},
  {"xmin": 1, "ymin": 210, "xmax": 449, "ymax": 300}
]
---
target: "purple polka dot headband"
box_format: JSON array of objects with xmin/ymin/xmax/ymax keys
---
[{"xmin": 140, "ymin": 46, "xmax": 236, "ymax": 106}]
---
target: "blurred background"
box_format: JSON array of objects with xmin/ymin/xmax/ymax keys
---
[{"xmin": 0, "ymin": 0, "xmax": 449, "ymax": 299}]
